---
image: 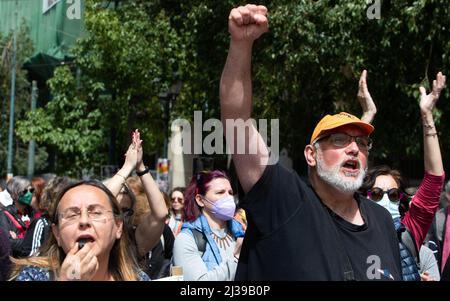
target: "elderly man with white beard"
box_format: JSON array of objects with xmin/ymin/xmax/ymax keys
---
[{"xmin": 220, "ymin": 4, "xmax": 402, "ymax": 280}]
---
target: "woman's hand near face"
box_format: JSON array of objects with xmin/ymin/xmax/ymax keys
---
[{"xmin": 58, "ymin": 242, "xmax": 99, "ymax": 281}]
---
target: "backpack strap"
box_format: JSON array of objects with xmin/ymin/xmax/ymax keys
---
[
  {"xmin": 191, "ymin": 229, "xmax": 207, "ymax": 255},
  {"xmin": 400, "ymin": 228, "xmax": 420, "ymax": 266}
]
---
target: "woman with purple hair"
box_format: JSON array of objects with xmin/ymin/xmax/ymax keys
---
[{"xmin": 172, "ymin": 170, "xmax": 245, "ymax": 280}]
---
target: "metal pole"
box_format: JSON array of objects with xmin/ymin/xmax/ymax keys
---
[
  {"xmin": 6, "ymin": 3, "xmax": 17, "ymax": 179},
  {"xmin": 27, "ymin": 81, "xmax": 38, "ymax": 178},
  {"xmin": 163, "ymin": 96, "xmax": 170, "ymax": 158}
]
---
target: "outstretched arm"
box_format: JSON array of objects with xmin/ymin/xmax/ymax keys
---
[
  {"xmin": 402, "ymin": 72, "xmax": 446, "ymax": 249},
  {"xmin": 105, "ymin": 137, "xmax": 138, "ymax": 198},
  {"xmin": 420, "ymin": 72, "xmax": 446, "ymax": 175},
  {"xmin": 357, "ymin": 70, "xmax": 377, "ymax": 124},
  {"xmin": 220, "ymin": 4, "xmax": 269, "ymax": 193},
  {"xmin": 133, "ymin": 129, "xmax": 168, "ymax": 257}
]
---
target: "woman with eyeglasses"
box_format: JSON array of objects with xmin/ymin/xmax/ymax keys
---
[
  {"xmin": 172, "ymin": 171, "xmax": 245, "ymax": 281},
  {"xmin": 359, "ymin": 72, "xmax": 446, "ymax": 281},
  {"xmin": 10, "ymin": 180, "xmax": 149, "ymax": 281},
  {"xmin": 168, "ymin": 187, "xmax": 186, "ymax": 237},
  {"xmin": 0, "ymin": 176, "xmax": 38, "ymax": 257}
]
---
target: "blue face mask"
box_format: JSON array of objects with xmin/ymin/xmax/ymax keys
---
[
  {"xmin": 202, "ymin": 195, "xmax": 236, "ymax": 221},
  {"xmin": 375, "ymin": 194, "xmax": 400, "ymax": 220}
]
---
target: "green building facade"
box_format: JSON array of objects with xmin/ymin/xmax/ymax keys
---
[{"xmin": 0, "ymin": 0, "xmax": 85, "ymax": 82}]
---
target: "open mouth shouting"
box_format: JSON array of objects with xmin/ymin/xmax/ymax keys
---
[
  {"xmin": 341, "ymin": 159, "xmax": 360, "ymax": 175},
  {"xmin": 76, "ymin": 234, "xmax": 95, "ymax": 249}
]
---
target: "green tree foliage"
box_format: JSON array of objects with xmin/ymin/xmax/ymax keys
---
[
  {"xmin": 0, "ymin": 21, "xmax": 48, "ymax": 177},
  {"xmin": 15, "ymin": 0, "xmax": 450, "ymax": 177},
  {"xmin": 17, "ymin": 0, "xmax": 186, "ymax": 176},
  {"xmin": 17, "ymin": 66, "xmax": 104, "ymax": 177},
  {"xmin": 165, "ymin": 0, "xmax": 450, "ymax": 175},
  {"xmin": 248, "ymin": 0, "xmax": 450, "ymax": 173}
]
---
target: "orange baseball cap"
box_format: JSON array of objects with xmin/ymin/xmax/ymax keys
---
[{"xmin": 310, "ymin": 112, "xmax": 374, "ymax": 144}]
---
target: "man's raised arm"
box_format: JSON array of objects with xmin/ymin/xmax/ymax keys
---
[{"xmin": 220, "ymin": 4, "xmax": 269, "ymax": 193}]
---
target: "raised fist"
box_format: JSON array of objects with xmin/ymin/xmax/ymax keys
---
[{"xmin": 228, "ymin": 4, "xmax": 268, "ymax": 43}]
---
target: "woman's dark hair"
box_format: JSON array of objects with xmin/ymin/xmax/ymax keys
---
[
  {"xmin": 184, "ymin": 170, "xmax": 230, "ymax": 222},
  {"xmin": 171, "ymin": 187, "xmax": 185, "ymax": 196},
  {"xmin": 359, "ymin": 165, "xmax": 408, "ymax": 195},
  {"xmin": 119, "ymin": 182, "xmax": 137, "ymax": 245},
  {"xmin": 121, "ymin": 182, "xmax": 136, "ymax": 216},
  {"xmin": 359, "ymin": 165, "xmax": 409, "ymax": 214},
  {"xmin": 31, "ymin": 176, "xmax": 46, "ymax": 208},
  {"xmin": 39, "ymin": 176, "xmax": 74, "ymax": 218}
]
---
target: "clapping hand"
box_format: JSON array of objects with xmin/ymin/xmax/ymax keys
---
[
  {"xmin": 419, "ymin": 72, "xmax": 446, "ymax": 114},
  {"xmin": 357, "ymin": 70, "xmax": 377, "ymax": 124}
]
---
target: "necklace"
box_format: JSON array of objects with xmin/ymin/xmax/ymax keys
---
[{"xmin": 212, "ymin": 232, "xmax": 232, "ymax": 249}]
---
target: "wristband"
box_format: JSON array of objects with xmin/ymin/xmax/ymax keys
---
[{"xmin": 136, "ymin": 166, "xmax": 150, "ymax": 177}]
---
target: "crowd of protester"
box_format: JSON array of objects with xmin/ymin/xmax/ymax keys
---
[{"xmin": 1, "ymin": 3, "xmax": 449, "ymax": 281}]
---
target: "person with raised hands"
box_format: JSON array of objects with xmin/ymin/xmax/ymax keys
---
[
  {"xmin": 359, "ymin": 72, "xmax": 446, "ymax": 281},
  {"xmin": 105, "ymin": 129, "xmax": 168, "ymax": 258},
  {"xmin": 220, "ymin": 4, "xmax": 402, "ymax": 280}
]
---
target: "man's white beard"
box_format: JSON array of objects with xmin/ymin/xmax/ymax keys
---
[{"xmin": 316, "ymin": 151, "xmax": 366, "ymax": 194}]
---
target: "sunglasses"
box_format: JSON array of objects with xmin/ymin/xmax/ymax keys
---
[
  {"xmin": 368, "ymin": 187, "xmax": 404, "ymax": 202},
  {"xmin": 171, "ymin": 197, "xmax": 184, "ymax": 203},
  {"xmin": 20, "ymin": 187, "xmax": 35, "ymax": 196}
]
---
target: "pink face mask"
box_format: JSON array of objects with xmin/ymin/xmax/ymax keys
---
[{"xmin": 202, "ymin": 195, "xmax": 236, "ymax": 221}]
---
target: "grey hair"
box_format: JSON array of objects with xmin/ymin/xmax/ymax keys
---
[
  {"xmin": 6, "ymin": 176, "xmax": 31, "ymax": 201},
  {"xmin": 307, "ymin": 142, "xmax": 320, "ymax": 177}
]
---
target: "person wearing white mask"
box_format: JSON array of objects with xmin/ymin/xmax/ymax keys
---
[
  {"xmin": 172, "ymin": 170, "xmax": 245, "ymax": 281},
  {"xmin": 359, "ymin": 72, "xmax": 446, "ymax": 281}
]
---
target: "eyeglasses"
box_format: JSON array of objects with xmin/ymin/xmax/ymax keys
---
[
  {"xmin": 58, "ymin": 207, "xmax": 115, "ymax": 224},
  {"xmin": 368, "ymin": 187, "xmax": 404, "ymax": 202},
  {"xmin": 20, "ymin": 187, "xmax": 35, "ymax": 196},
  {"xmin": 315, "ymin": 133, "xmax": 372, "ymax": 151}
]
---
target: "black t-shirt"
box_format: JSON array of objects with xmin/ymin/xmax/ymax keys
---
[
  {"xmin": 442, "ymin": 258, "xmax": 450, "ymax": 281},
  {"xmin": 235, "ymin": 163, "xmax": 402, "ymax": 281},
  {"xmin": 145, "ymin": 224, "xmax": 175, "ymax": 279}
]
